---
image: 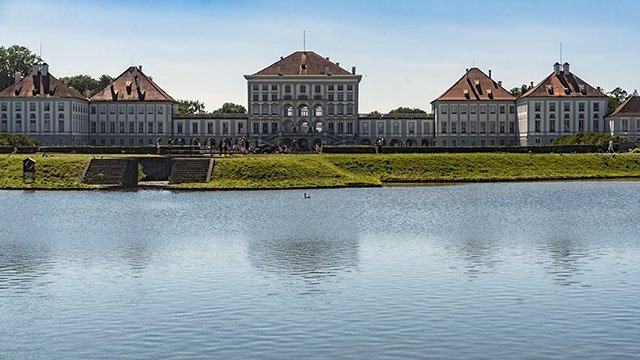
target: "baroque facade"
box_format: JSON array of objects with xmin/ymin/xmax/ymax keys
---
[{"xmin": 0, "ymin": 54, "xmax": 626, "ymax": 149}]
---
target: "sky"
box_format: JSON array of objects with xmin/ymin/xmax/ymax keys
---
[{"xmin": 1, "ymin": 0, "xmax": 639, "ymax": 113}]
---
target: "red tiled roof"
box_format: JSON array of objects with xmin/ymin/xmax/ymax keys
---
[
  {"xmin": 609, "ymin": 96, "xmax": 640, "ymax": 117},
  {"xmin": 252, "ymin": 51, "xmax": 352, "ymax": 76},
  {"xmin": 432, "ymin": 68, "xmax": 515, "ymax": 102},
  {"xmin": 521, "ymin": 66, "xmax": 606, "ymax": 99},
  {"xmin": 90, "ymin": 66, "xmax": 175, "ymax": 102},
  {"xmin": 0, "ymin": 70, "xmax": 87, "ymax": 100}
]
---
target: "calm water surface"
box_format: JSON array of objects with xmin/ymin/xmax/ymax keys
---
[{"xmin": 1, "ymin": 182, "xmax": 639, "ymax": 359}]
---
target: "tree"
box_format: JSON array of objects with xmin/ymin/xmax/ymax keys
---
[
  {"xmin": 98, "ymin": 74, "xmax": 113, "ymax": 90},
  {"xmin": 177, "ymin": 99, "xmax": 206, "ymax": 114},
  {"xmin": 368, "ymin": 110, "xmax": 382, "ymax": 117},
  {"xmin": 0, "ymin": 45, "xmax": 42, "ymax": 90},
  {"xmin": 214, "ymin": 102, "xmax": 246, "ymax": 114},
  {"xmin": 605, "ymin": 87, "xmax": 631, "ymax": 114},
  {"xmin": 58, "ymin": 75, "xmax": 100, "ymax": 97},
  {"xmin": 509, "ymin": 84, "xmax": 532, "ymax": 98},
  {"xmin": 388, "ymin": 106, "xmax": 426, "ymax": 114}
]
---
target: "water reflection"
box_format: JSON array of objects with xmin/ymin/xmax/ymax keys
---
[
  {"xmin": 0, "ymin": 242, "xmax": 52, "ymax": 292},
  {"xmin": 247, "ymin": 236, "xmax": 359, "ymax": 284},
  {"xmin": 543, "ymin": 238, "xmax": 588, "ymax": 286},
  {"xmin": 447, "ymin": 237, "xmax": 499, "ymax": 279}
]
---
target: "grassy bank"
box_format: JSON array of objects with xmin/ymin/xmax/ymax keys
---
[{"xmin": 2, "ymin": 153, "xmax": 640, "ymax": 190}]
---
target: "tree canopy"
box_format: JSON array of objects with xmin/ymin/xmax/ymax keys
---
[
  {"xmin": 605, "ymin": 87, "xmax": 638, "ymax": 114},
  {"xmin": 0, "ymin": 45, "xmax": 42, "ymax": 90},
  {"xmin": 388, "ymin": 107, "xmax": 426, "ymax": 114},
  {"xmin": 509, "ymin": 84, "xmax": 533, "ymax": 98},
  {"xmin": 214, "ymin": 102, "xmax": 246, "ymax": 114},
  {"xmin": 177, "ymin": 99, "xmax": 206, "ymax": 114},
  {"xmin": 58, "ymin": 74, "xmax": 114, "ymax": 97}
]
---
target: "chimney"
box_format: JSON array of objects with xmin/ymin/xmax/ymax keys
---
[
  {"xmin": 14, "ymin": 71, "xmax": 21, "ymax": 84},
  {"xmin": 489, "ymin": 70, "xmax": 492, "ymax": 79},
  {"xmin": 41, "ymin": 63, "xmax": 50, "ymax": 94},
  {"xmin": 32, "ymin": 64, "xmax": 39, "ymax": 76},
  {"xmin": 351, "ymin": 66, "xmax": 356, "ymax": 75},
  {"xmin": 597, "ymin": 86, "xmax": 601, "ymax": 93},
  {"xmin": 465, "ymin": 68, "xmax": 469, "ymax": 73},
  {"xmin": 32, "ymin": 64, "xmax": 40, "ymax": 95},
  {"xmin": 280, "ymin": 56, "xmax": 284, "ymax": 60},
  {"xmin": 553, "ymin": 62, "xmax": 561, "ymax": 75},
  {"xmin": 562, "ymin": 62, "xmax": 570, "ymax": 74},
  {"xmin": 498, "ymin": 80, "xmax": 502, "ymax": 87},
  {"xmin": 530, "ymin": 81, "xmax": 534, "ymax": 88},
  {"xmin": 138, "ymin": 65, "xmax": 143, "ymax": 72},
  {"xmin": 336, "ymin": 62, "xmax": 340, "ymax": 67}
]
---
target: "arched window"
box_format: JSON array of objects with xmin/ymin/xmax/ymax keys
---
[
  {"xmin": 315, "ymin": 121, "xmax": 323, "ymax": 133},
  {"xmin": 314, "ymin": 105, "xmax": 323, "ymax": 117},
  {"xmin": 284, "ymin": 105, "xmax": 293, "ymax": 117},
  {"xmin": 299, "ymin": 105, "xmax": 309, "ymax": 117},
  {"xmin": 300, "ymin": 121, "xmax": 310, "ymax": 133}
]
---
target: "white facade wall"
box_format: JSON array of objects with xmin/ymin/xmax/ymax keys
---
[
  {"xmin": 607, "ymin": 116, "xmax": 640, "ymax": 142},
  {"xmin": 0, "ymin": 98, "xmax": 89, "ymax": 145},
  {"xmin": 172, "ymin": 115, "xmax": 249, "ymax": 145},
  {"xmin": 433, "ymin": 100, "xmax": 518, "ymax": 147},
  {"xmin": 245, "ymin": 75, "xmax": 360, "ymax": 146},
  {"xmin": 89, "ymin": 102, "xmax": 172, "ymax": 146},
  {"xmin": 516, "ymin": 97, "xmax": 607, "ymax": 145},
  {"xmin": 358, "ymin": 116, "xmax": 435, "ymax": 146}
]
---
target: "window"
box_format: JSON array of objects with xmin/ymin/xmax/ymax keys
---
[
  {"xmin": 271, "ymin": 105, "xmax": 278, "ymax": 115},
  {"xmin": 509, "ymin": 105, "xmax": 515, "ymax": 114},
  {"xmin": 252, "ymin": 85, "xmax": 258, "ymax": 91},
  {"xmin": 550, "ymin": 120, "xmax": 556, "ymax": 132},
  {"xmin": 490, "ymin": 105, "xmax": 496, "ymax": 114},
  {"xmin": 100, "ymin": 106, "xmax": 106, "ymax": 114},
  {"xmin": 314, "ymin": 85, "xmax": 321, "ymax": 93},
  {"xmin": 0, "ymin": 103, "xmax": 6, "ymax": 111},
  {"xmin": 377, "ymin": 122, "xmax": 384, "ymax": 134},
  {"xmin": 470, "ymin": 121, "xmax": 477, "ymax": 133},
  {"xmin": 328, "ymin": 93, "xmax": 334, "ymax": 101},
  {"xmin": 315, "ymin": 106, "xmax": 323, "ymax": 117},
  {"xmin": 300, "ymin": 85, "xmax": 306, "ymax": 93},
  {"xmin": 347, "ymin": 85, "xmax": 353, "ymax": 91},
  {"xmin": 253, "ymin": 122, "xmax": 259, "ymax": 134},
  {"xmin": 499, "ymin": 105, "xmax": 505, "ymax": 114},
  {"xmin": 363, "ymin": 122, "xmax": 369, "ymax": 134},
  {"xmin": 58, "ymin": 120, "xmax": 64, "ymax": 132},
  {"xmin": 119, "ymin": 122, "xmax": 125, "ymax": 133},
  {"xmin": 393, "ymin": 122, "xmax": 400, "ymax": 134},
  {"xmin": 499, "ymin": 122, "xmax": 505, "ymax": 133},
  {"xmin": 564, "ymin": 103, "xmax": 570, "ymax": 112},
  {"xmin": 451, "ymin": 122, "xmax": 457, "ymax": 133},
  {"xmin": 285, "ymin": 105, "xmax": 293, "ymax": 117},
  {"xmin": 347, "ymin": 93, "xmax": 353, "ymax": 101},
  {"xmin": 460, "ymin": 122, "xmax": 466, "ymax": 133},
  {"xmin": 328, "ymin": 122, "xmax": 334, "ymax": 133},
  {"xmin": 177, "ymin": 123, "xmax": 183, "ymax": 134},
  {"xmin": 489, "ymin": 122, "xmax": 496, "ymax": 133},
  {"xmin": 271, "ymin": 94, "xmax": 277, "ymax": 101},
  {"xmin": 534, "ymin": 103, "xmax": 541, "ymax": 112},
  {"xmin": 58, "ymin": 103, "xmax": 64, "ymax": 112},
  {"xmin": 578, "ymin": 103, "xmax": 585, "ymax": 112},
  {"xmin": 44, "ymin": 103, "xmax": 50, "ymax": 112},
  {"xmin": 100, "ymin": 122, "xmax": 106, "ymax": 133},
  {"xmin": 207, "ymin": 123, "xmax": 214, "ymax": 134},
  {"xmin": 90, "ymin": 122, "xmax": 96, "ymax": 133},
  {"xmin": 441, "ymin": 105, "xmax": 448, "ymax": 114},
  {"xmin": 262, "ymin": 94, "xmax": 268, "ymax": 101},
  {"xmin": 470, "ymin": 105, "xmax": 477, "ymax": 114},
  {"xmin": 110, "ymin": 122, "xmax": 116, "ymax": 133},
  {"xmin": 451, "ymin": 106, "xmax": 457, "ymax": 114},
  {"xmin": 262, "ymin": 122, "xmax": 268, "ymax": 134},
  {"xmin": 285, "ymin": 85, "xmax": 291, "ymax": 93},
  {"xmin": 262, "ymin": 84, "xmax": 268, "ymax": 91},
  {"xmin": 271, "ymin": 122, "xmax": 278, "ymax": 133},
  {"xmin": 272, "ymin": 85, "xmax": 277, "ymax": 91},
  {"xmin": 346, "ymin": 105, "xmax": 353, "ymax": 115},
  {"xmin": 109, "ymin": 106, "xmax": 115, "ymax": 114},
  {"xmin": 593, "ymin": 103, "xmax": 600, "ymax": 112},
  {"xmin": 238, "ymin": 123, "xmax": 243, "ymax": 134},
  {"xmin": 549, "ymin": 103, "xmax": 556, "ymax": 112},
  {"xmin": 347, "ymin": 122, "xmax": 353, "ymax": 134},
  {"xmin": 223, "ymin": 122, "xmax": 228, "ymax": 134},
  {"xmin": 337, "ymin": 122, "xmax": 344, "ymax": 134},
  {"xmin": 579, "ymin": 120, "xmax": 585, "ymax": 132},
  {"xmin": 480, "ymin": 105, "xmax": 486, "ymax": 114},
  {"xmin": 461, "ymin": 105, "xmax": 467, "ymax": 114},
  {"xmin": 593, "ymin": 120, "xmax": 599, "ymax": 131},
  {"xmin": 480, "ymin": 121, "xmax": 486, "ymax": 133},
  {"xmin": 128, "ymin": 106, "xmax": 134, "ymax": 114},
  {"xmin": 564, "ymin": 119, "xmax": 570, "ymax": 132},
  {"xmin": 409, "ymin": 122, "xmax": 415, "ymax": 134},
  {"xmin": 129, "ymin": 122, "xmax": 134, "ymax": 134},
  {"xmin": 338, "ymin": 85, "xmax": 344, "ymax": 91},
  {"xmin": 535, "ymin": 120, "xmax": 541, "ymax": 132},
  {"xmin": 622, "ymin": 119, "xmax": 629, "ymax": 132},
  {"xmin": 328, "ymin": 85, "xmax": 334, "ymax": 91},
  {"xmin": 119, "ymin": 106, "xmax": 125, "ymax": 114},
  {"xmin": 139, "ymin": 122, "xmax": 144, "ymax": 133},
  {"xmin": 441, "ymin": 122, "xmax": 447, "ymax": 133},
  {"xmin": 337, "ymin": 93, "xmax": 344, "ymax": 101},
  {"xmin": 299, "ymin": 105, "xmax": 308, "ymax": 117},
  {"xmin": 138, "ymin": 106, "xmax": 144, "ymax": 114}
]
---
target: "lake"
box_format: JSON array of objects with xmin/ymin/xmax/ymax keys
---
[{"xmin": 1, "ymin": 182, "xmax": 639, "ymax": 359}]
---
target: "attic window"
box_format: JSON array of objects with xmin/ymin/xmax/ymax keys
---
[
  {"xmin": 126, "ymin": 81, "xmax": 132, "ymax": 95},
  {"xmin": 564, "ymin": 88, "xmax": 571, "ymax": 95},
  {"xmin": 301, "ymin": 64, "xmax": 307, "ymax": 70},
  {"xmin": 463, "ymin": 89, "xmax": 470, "ymax": 99},
  {"xmin": 487, "ymin": 89, "xmax": 493, "ymax": 99},
  {"xmin": 546, "ymin": 85, "xmax": 554, "ymax": 95}
]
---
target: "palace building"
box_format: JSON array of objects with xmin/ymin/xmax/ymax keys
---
[
  {"xmin": 431, "ymin": 68, "xmax": 518, "ymax": 147},
  {"xmin": 244, "ymin": 51, "xmax": 362, "ymax": 149},
  {"xmin": 0, "ymin": 63, "xmax": 89, "ymax": 145},
  {"xmin": 516, "ymin": 63, "xmax": 608, "ymax": 145}
]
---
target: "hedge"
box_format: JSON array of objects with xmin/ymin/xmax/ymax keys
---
[{"xmin": 321, "ymin": 145, "xmax": 607, "ymax": 154}]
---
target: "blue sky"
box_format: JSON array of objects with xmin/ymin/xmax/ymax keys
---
[{"xmin": 1, "ymin": 0, "xmax": 638, "ymax": 112}]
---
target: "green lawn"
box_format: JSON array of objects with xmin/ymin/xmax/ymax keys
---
[{"xmin": 2, "ymin": 153, "xmax": 640, "ymax": 190}]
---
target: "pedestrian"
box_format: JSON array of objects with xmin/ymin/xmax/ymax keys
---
[{"xmin": 608, "ymin": 139, "xmax": 614, "ymax": 153}]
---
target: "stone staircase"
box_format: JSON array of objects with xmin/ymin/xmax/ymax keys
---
[
  {"xmin": 169, "ymin": 158, "xmax": 214, "ymax": 184},
  {"xmin": 81, "ymin": 158, "xmax": 139, "ymax": 187}
]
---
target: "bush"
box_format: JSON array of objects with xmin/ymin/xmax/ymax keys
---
[
  {"xmin": 321, "ymin": 145, "xmax": 601, "ymax": 154},
  {"xmin": 551, "ymin": 132, "xmax": 626, "ymax": 146},
  {"xmin": 0, "ymin": 133, "xmax": 38, "ymax": 146}
]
